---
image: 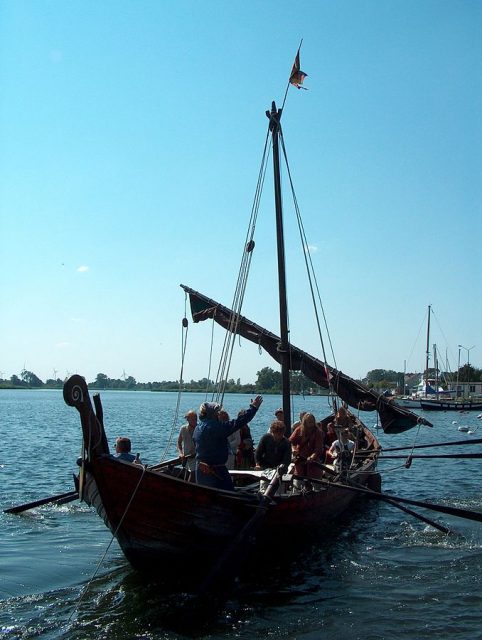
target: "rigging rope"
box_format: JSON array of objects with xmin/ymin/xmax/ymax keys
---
[
  {"xmin": 278, "ymin": 128, "xmax": 338, "ymax": 403},
  {"xmin": 210, "ymin": 129, "xmax": 271, "ymax": 404},
  {"xmin": 159, "ymin": 295, "xmax": 190, "ymax": 462}
]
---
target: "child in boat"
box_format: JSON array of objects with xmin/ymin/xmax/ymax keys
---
[
  {"xmin": 113, "ymin": 437, "xmax": 141, "ymax": 464},
  {"xmin": 328, "ymin": 428, "xmax": 355, "ymax": 471}
]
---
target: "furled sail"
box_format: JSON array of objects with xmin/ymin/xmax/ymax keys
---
[{"xmin": 181, "ymin": 284, "xmax": 432, "ymax": 433}]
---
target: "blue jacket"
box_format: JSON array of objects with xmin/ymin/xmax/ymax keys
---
[
  {"xmin": 113, "ymin": 452, "xmax": 136, "ymax": 462},
  {"xmin": 193, "ymin": 404, "xmax": 259, "ymax": 465}
]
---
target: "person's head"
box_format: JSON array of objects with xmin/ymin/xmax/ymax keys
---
[
  {"xmin": 327, "ymin": 422, "xmax": 336, "ymax": 434},
  {"xmin": 199, "ymin": 401, "xmax": 221, "ymax": 420},
  {"xmin": 274, "ymin": 408, "xmax": 284, "ymax": 420},
  {"xmin": 300, "ymin": 412, "xmax": 317, "ymax": 436},
  {"xmin": 185, "ymin": 410, "xmax": 197, "ymax": 428},
  {"xmin": 269, "ymin": 420, "xmax": 286, "ymax": 441},
  {"xmin": 115, "ymin": 437, "xmax": 132, "ymax": 453},
  {"xmin": 218, "ymin": 409, "xmax": 229, "ymax": 422}
]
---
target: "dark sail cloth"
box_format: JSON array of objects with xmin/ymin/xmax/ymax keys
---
[
  {"xmin": 194, "ymin": 403, "xmax": 259, "ymax": 491},
  {"xmin": 180, "ymin": 284, "xmax": 433, "ymax": 434}
]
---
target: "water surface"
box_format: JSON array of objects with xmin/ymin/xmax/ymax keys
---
[{"xmin": 1, "ymin": 389, "xmax": 481, "ymax": 639}]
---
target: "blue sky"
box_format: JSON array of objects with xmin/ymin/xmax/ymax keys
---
[{"xmin": 1, "ymin": 0, "xmax": 480, "ymax": 384}]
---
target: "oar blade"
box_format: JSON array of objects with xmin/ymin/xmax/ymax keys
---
[{"xmin": 4, "ymin": 490, "xmax": 79, "ymax": 514}]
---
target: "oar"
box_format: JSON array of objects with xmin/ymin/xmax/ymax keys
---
[
  {"xmin": 4, "ymin": 490, "xmax": 79, "ymax": 514},
  {"xmin": 171, "ymin": 473, "xmax": 282, "ymax": 627},
  {"xmin": 197, "ymin": 469, "xmax": 281, "ymax": 597},
  {"xmin": 370, "ymin": 452, "xmax": 482, "ymax": 461},
  {"xmin": 291, "ymin": 473, "xmax": 454, "ymax": 534},
  {"xmin": 148, "ymin": 455, "xmax": 193, "ymax": 471},
  {"xmin": 382, "ymin": 497, "xmax": 453, "ymax": 535},
  {"xmin": 346, "ymin": 478, "xmax": 453, "ymax": 534},
  {"xmin": 380, "ymin": 437, "xmax": 482, "ymax": 453},
  {"xmin": 316, "ymin": 478, "xmax": 482, "ymax": 524}
]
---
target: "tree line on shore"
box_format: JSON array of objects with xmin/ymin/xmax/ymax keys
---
[
  {"xmin": 0, "ymin": 367, "xmax": 317, "ymax": 394},
  {"xmin": 1, "ymin": 365, "xmax": 480, "ymax": 393}
]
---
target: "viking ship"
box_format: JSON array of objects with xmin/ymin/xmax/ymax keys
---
[{"xmin": 63, "ymin": 63, "xmax": 431, "ymax": 585}]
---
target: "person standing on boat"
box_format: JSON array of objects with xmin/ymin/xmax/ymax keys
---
[
  {"xmin": 194, "ymin": 396, "xmax": 263, "ymax": 491},
  {"xmin": 334, "ymin": 406, "xmax": 352, "ymax": 429},
  {"xmin": 219, "ymin": 409, "xmax": 240, "ymax": 470},
  {"xmin": 289, "ymin": 413, "xmax": 324, "ymax": 481},
  {"xmin": 236, "ymin": 410, "xmax": 256, "ymax": 469},
  {"xmin": 255, "ymin": 420, "xmax": 291, "ymax": 470},
  {"xmin": 177, "ymin": 410, "xmax": 197, "ymax": 478}
]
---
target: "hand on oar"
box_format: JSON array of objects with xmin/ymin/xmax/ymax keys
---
[{"xmin": 4, "ymin": 490, "xmax": 79, "ymax": 514}]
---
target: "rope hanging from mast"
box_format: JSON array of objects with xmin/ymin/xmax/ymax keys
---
[
  {"xmin": 209, "ymin": 129, "xmax": 272, "ymax": 404},
  {"xmin": 159, "ymin": 294, "xmax": 190, "ymax": 461}
]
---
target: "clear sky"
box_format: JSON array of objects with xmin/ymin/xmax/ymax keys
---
[{"xmin": 1, "ymin": 0, "xmax": 480, "ymax": 385}]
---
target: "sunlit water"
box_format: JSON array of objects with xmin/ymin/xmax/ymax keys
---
[{"xmin": 1, "ymin": 389, "xmax": 482, "ymax": 639}]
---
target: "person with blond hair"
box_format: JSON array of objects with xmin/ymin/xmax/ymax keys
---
[{"xmin": 177, "ymin": 410, "xmax": 197, "ymax": 476}]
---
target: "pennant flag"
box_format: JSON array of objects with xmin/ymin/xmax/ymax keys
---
[{"xmin": 289, "ymin": 50, "xmax": 308, "ymax": 89}]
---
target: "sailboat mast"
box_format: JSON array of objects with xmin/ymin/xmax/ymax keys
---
[
  {"xmin": 267, "ymin": 101, "xmax": 291, "ymax": 433},
  {"xmin": 424, "ymin": 304, "xmax": 431, "ymax": 397}
]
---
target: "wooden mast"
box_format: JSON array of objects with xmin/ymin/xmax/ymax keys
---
[{"xmin": 267, "ymin": 101, "xmax": 291, "ymax": 433}]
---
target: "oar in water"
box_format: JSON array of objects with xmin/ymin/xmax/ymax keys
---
[
  {"xmin": 166, "ymin": 470, "xmax": 282, "ymax": 630},
  {"xmin": 367, "ymin": 452, "xmax": 482, "ymax": 461},
  {"xmin": 382, "ymin": 497, "xmax": 453, "ymax": 535},
  {"xmin": 380, "ymin": 437, "xmax": 482, "ymax": 453},
  {"xmin": 4, "ymin": 490, "xmax": 79, "ymax": 514},
  {"xmin": 197, "ymin": 468, "xmax": 282, "ymax": 597},
  {"xmin": 317, "ymin": 478, "xmax": 482, "ymax": 524},
  {"xmin": 292, "ymin": 473, "xmax": 453, "ymax": 534}
]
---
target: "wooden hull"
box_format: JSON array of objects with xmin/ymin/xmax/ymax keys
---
[
  {"xmin": 82, "ymin": 454, "xmax": 378, "ymax": 577},
  {"xmin": 64, "ymin": 375, "xmax": 380, "ymax": 582}
]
